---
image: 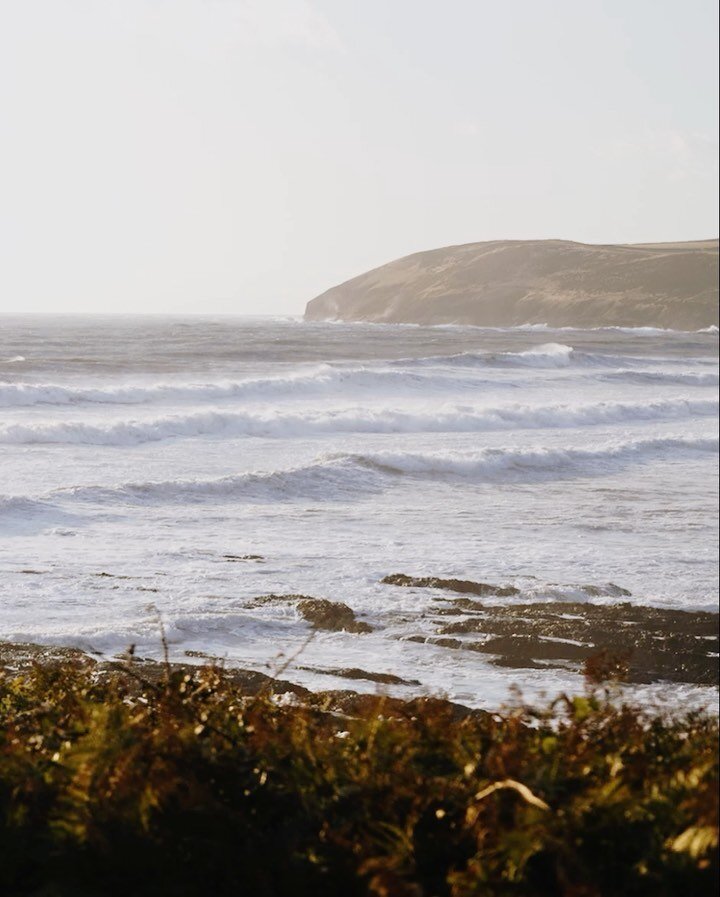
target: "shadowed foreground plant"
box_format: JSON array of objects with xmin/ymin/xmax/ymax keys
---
[{"xmin": 0, "ymin": 659, "xmax": 716, "ymax": 896}]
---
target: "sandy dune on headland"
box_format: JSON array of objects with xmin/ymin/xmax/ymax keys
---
[{"xmin": 305, "ymin": 239, "xmax": 719, "ymax": 330}]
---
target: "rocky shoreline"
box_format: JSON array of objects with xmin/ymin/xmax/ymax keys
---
[
  {"xmin": 380, "ymin": 574, "xmax": 719, "ymax": 686},
  {"xmin": 0, "ymin": 639, "xmax": 481, "ymax": 722},
  {"xmin": 2, "ymin": 575, "xmax": 716, "ymax": 706}
]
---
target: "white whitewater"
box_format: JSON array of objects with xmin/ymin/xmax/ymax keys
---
[{"xmin": 0, "ymin": 316, "xmax": 717, "ymax": 708}]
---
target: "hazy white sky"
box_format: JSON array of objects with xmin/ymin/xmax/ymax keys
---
[{"xmin": 0, "ymin": 0, "xmax": 717, "ymax": 315}]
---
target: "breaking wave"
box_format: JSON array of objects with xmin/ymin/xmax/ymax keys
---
[
  {"xmin": 392, "ymin": 342, "xmax": 695, "ymax": 370},
  {"xmin": 345, "ymin": 436, "xmax": 718, "ymax": 480},
  {"xmin": 40, "ymin": 434, "xmax": 718, "ymax": 506},
  {"xmin": 3, "ymin": 343, "xmax": 715, "ymax": 412},
  {"xmin": 60, "ymin": 459, "xmax": 381, "ymax": 505},
  {"xmin": 0, "ymin": 366, "xmax": 502, "ymax": 408},
  {"xmin": 394, "ymin": 342, "xmax": 577, "ymax": 368},
  {"xmin": 1, "ymin": 397, "xmax": 716, "ymax": 445}
]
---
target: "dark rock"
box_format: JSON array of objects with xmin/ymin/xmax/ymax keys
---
[
  {"xmin": 381, "ymin": 573, "xmax": 519, "ymax": 597},
  {"xmin": 250, "ymin": 593, "xmax": 316, "ymax": 606},
  {"xmin": 481, "ymin": 635, "xmax": 593, "ymax": 664},
  {"xmin": 580, "ymin": 583, "xmax": 632, "ymax": 598},
  {"xmin": 297, "ymin": 598, "xmax": 374, "ymax": 634},
  {"xmin": 0, "ymin": 640, "xmax": 309, "ymax": 697},
  {"xmin": 433, "ymin": 637, "xmax": 463, "ymax": 650},
  {"xmin": 299, "ymin": 666, "xmax": 420, "ymax": 686},
  {"xmin": 0, "ymin": 641, "xmax": 94, "ymax": 672},
  {"xmin": 307, "ymin": 690, "xmax": 484, "ymax": 722},
  {"xmin": 223, "ymin": 554, "xmax": 264, "ymax": 562},
  {"xmin": 439, "ymin": 619, "xmax": 486, "ymax": 635},
  {"xmin": 427, "ymin": 600, "xmax": 718, "ymax": 685},
  {"xmin": 98, "ymin": 659, "xmax": 309, "ymax": 696},
  {"xmin": 450, "ymin": 597, "xmax": 486, "ymax": 612}
]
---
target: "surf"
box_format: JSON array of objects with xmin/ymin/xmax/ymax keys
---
[{"xmin": 0, "ymin": 397, "xmax": 716, "ymax": 445}]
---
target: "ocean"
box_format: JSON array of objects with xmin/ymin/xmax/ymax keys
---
[{"xmin": 1, "ymin": 315, "xmax": 718, "ymax": 707}]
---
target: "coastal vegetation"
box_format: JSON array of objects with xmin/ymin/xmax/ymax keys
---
[{"xmin": 1, "ymin": 651, "xmax": 717, "ymax": 896}]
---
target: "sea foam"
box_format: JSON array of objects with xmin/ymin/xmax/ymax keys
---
[
  {"xmin": 0, "ymin": 367, "xmax": 494, "ymax": 408},
  {"xmin": 0, "ymin": 397, "xmax": 716, "ymax": 445}
]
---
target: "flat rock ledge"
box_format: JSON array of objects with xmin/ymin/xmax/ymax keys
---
[
  {"xmin": 404, "ymin": 598, "xmax": 718, "ymax": 685},
  {"xmin": 382, "ymin": 573, "xmax": 520, "ymax": 597}
]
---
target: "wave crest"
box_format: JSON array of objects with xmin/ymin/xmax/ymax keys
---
[
  {"xmin": 0, "ymin": 366, "xmax": 498, "ymax": 409},
  {"xmin": 0, "ymin": 397, "xmax": 716, "ymax": 445},
  {"xmin": 42, "ymin": 434, "xmax": 718, "ymax": 507}
]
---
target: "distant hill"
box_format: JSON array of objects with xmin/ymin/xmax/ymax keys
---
[{"xmin": 305, "ymin": 239, "xmax": 719, "ymax": 330}]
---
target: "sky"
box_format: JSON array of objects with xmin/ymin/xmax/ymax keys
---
[{"xmin": 0, "ymin": 0, "xmax": 717, "ymax": 315}]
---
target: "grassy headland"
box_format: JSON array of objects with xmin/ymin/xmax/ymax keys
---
[{"xmin": 304, "ymin": 238, "xmax": 719, "ymax": 329}]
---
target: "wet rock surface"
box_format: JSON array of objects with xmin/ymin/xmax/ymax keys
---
[
  {"xmin": 0, "ymin": 642, "xmax": 437, "ymax": 720},
  {"xmin": 382, "ymin": 573, "xmax": 519, "ymax": 597},
  {"xmin": 297, "ymin": 598, "xmax": 374, "ymax": 633},
  {"xmin": 298, "ymin": 665, "xmax": 420, "ymax": 686},
  {"xmin": 0, "ymin": 640, "xmax": 310, "ymax": 697},
  {"xmin": 304, "ymin": 690, "xmax": 485, "ymax": 722},
  {"xmin": 407, "ymin": 600, "xmax": 719, "ymax": 685},
  {"xmin": 0, "ymin": 641, "xmax": 94, "ymax": 671},
  {"xmin": 249, "ymin": 593, "xmax": 375, "ymax": 633},
  {"xmin": 222, "ymin": 554, "xmax": 264, "ymax": 562},
  {"xmin": 250, "ymin": 593, "xmax": 317, "ymax": 607}
]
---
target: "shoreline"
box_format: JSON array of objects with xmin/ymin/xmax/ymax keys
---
[
  {"xmin": 0, "ymin": 638, "xmax": 486, "ymax": 724},
  {"xmin": 2, "ymin": 575, "xmax": 718, "ymax": 715}
]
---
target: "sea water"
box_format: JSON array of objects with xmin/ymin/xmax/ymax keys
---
[{"xmin": 1, "ymin": 315, "xmax": 718, "ymax": 707}]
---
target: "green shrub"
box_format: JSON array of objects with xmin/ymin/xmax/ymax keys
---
[{"xmin": 0, "ymin": 660, "xmax": 716, "ymax": 896}]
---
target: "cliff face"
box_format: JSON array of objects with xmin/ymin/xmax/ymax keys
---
[{"xmin": 305, "ymin": 239, "xmax": 719, "ymax": 330}]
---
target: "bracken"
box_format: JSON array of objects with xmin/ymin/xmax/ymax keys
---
[{"xmin": 0, "ymin": 658, "xmax": 717, "ymax": 896}]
